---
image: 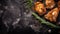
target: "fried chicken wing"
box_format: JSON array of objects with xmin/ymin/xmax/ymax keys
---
[
  {"xmin": 58, "ymin": 1, "xmax": 60, "ymax": 11},
  {"xmin": 44, "ymin": 8, "xmax": 59, "ymax": 22},
  {"xmin": 34, "ymin": 2, "xmax": 46, "ymax": 15},
  {"xmin": 45, "ymin": 0, "xmax": 55, "ymax": 9}
]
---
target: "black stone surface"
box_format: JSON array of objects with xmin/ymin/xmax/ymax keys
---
[{"xmin": 0, "ymin": 0, "xmax": 60, "ymax": 34}]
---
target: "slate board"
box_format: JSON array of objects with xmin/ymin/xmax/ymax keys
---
[{"xmin": 0, "ymin": 0, "xmax": 60, "ymax": 34}]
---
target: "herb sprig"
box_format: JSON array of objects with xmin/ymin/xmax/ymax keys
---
[
  {"xmin": 26, "ymin": 0, "xmax": 33, "ymax": 9},
  {"xmin": 32, "ymin": 12, "xmax": 60, "ymax": 28}
]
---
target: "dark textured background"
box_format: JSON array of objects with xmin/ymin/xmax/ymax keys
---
[{"xmin": 0, "ymin": 0, "xmax": 60, "ymax": 34}]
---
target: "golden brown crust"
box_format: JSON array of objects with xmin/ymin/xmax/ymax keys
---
[
  {"xmin": 34, "ymin": 2, "xmax": 46, "ymax": 15},
  {"xmin": 44, "ymin": 8, "xmax": 59, "ymax": 22},
  {"xmin": 45, "ymin": 0, "xmax": 55, "ymax": 9}
]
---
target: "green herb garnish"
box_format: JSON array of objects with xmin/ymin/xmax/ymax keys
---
[
  {"xmin": 26, "ymin": 0, "xmax": 33, "ymax": 9},
  {"xmin": 32, "ymin": 12, "xmax": 60, "ymax": 28}
]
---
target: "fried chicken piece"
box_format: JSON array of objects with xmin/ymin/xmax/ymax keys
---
[
  {"xmin": 44, "ymin": 8, "xmax": 59, "ymax": 22},
  {"xmin": 34, "ymin": 2, "xmax": 46, "ymax": 15},
  {"xmin": 45, "ymin": 0, "xmax": 55, "ymax": 9},
  {"xmin": 58, "ymin": 1, "xmax": 60, "ymax": 11}
]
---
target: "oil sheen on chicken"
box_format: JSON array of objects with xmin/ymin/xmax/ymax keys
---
[
  {"xmin": 34, "ymin": 2, "xmax": 46, "ymax": 15},
  {"xmin": 44, "ymin": 8, "xmax": 59, "ymax": 22}
]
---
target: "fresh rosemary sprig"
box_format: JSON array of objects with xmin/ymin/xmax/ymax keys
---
[
  {"xmin": 26, "ymin": 0, "xmax": 33, "ymax": 9},
  {"xmin": 32, "ymin": 12, "xmax": 60, "ymax": 28}
]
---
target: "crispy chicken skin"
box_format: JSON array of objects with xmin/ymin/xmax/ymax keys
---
[
  {"xmin": 34, "ymin": 2, "xmax": 46, "ymax": 15},
  {"xmin": 58, "ymin": 1, "xmax": 60, "ymax": 11},
  {"xmin": 45, "ymin": 0, "xmax": 55, "ymax": 9},
  {"xmin": 44, "ymin": 8, "xmax": 59, "ymax": 22}
]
